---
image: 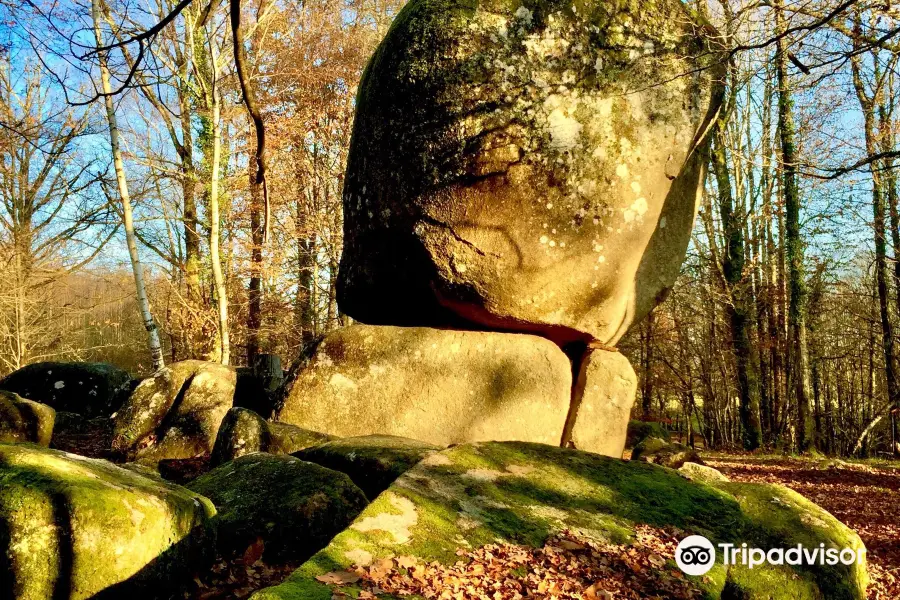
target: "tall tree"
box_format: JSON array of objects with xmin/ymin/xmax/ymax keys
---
[
  {"xmin": 850, "ymin": 13, "xmax": 900, "ymax": 451},
  {"xmin": 775, "ymin": 0, "xmax": 813, "ymax": 451},
  {"xmin": 91, "ymin": 0, "xmax": 165, "ymax": 370},
  {"xmin": 712, "ymin": 119, "xmax": 762, "ymax": 450}
]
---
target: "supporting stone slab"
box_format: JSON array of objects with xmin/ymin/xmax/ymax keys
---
[
  {"xmin": 563, "ymin": 348, "xmax": 637, "ymax": 457},
  {"xmin": 275, "ymin": 325, "xmax": 572, "ymax": 446}
]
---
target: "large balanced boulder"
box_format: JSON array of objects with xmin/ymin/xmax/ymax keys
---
[
  {"xmin": 0, "ymin": 443, "xmax": 216, "ymax": 599},
  {"xmin": 111, "ymin": 360, "xmax": 236, "ymax": 465},
  {"xmin": 294, "ymin": 435, "xmax": 440, "ymax": 499},
  {"xmin": 187, "ymin": 453, "xmax": 369, "ymax": 562},
  {"xmin": 0, "ymin": 391, "xmax": 55, "ymax": 446},
  {"xmin": 275, "ymin": 325, "xmax": 572, "ymax": 445},
  {"xmin": 0, "ymin": 362, "xmax": 132, "ymax": 418},
  {"xmin": 210, "ymin": 407, "xmax": 332, "ymax": 468},
  {"xmin": 251, "ymin": 442, "xmax": 867, "ymax": 600},
  {"xmin": 562, "ymin": 348, "xmax": 636, "ymax": 456},
  {"xmin": 336, "ymin": 0, "xmax": 724, "ymax": 345}
]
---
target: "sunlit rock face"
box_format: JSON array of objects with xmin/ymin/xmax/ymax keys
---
[{"xmin": 338, "ymin": 0, "xmax": 724, "ymax": 344}]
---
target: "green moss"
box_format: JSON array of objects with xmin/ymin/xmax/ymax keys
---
[
  {"xmin": 294, "ymin": 435, "xmax": 439, "ymax": 499},
  {"xmin": 0, "ymin": 443, "xmax": 216, "ymax": 599},
  {"xmin": 626, "ymin": 420, "xmax": 671, "ymax": 447},
  {"xmin": 0, "ymin": 392, "xmax": 55, "ymax": 446},
  {"xmin": 252, "ymin": 442, "xmax": 867, "ymax": 600},
  {"xmin": 717, "ymin": 482, "xmax": 868, "ymax": 600},
  {"xmin": 187, "ymin": 453, "xmax": 369, "ymax": 561}
]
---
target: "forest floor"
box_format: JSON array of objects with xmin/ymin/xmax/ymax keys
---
[{"xmin": 705, "ymin": 454, "xmax": 900, "ymax": 599}]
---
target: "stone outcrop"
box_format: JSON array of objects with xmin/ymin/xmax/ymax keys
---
[
  {"xmin": 111, "ymin": 360, "xmax": 236, "ymax": 464},
  {"xmin": 562, "ymin": 348, "xmax": 636, "ymax": 457},
  {"xmin": 250, "ymin": 442, "xmax": 867, "ymax": 600},
  {"xmin": 337, "ymin": 0, "xmax": 723, "ymax": 345},
  {"xmin": 210, "ymin": 407, "xmax": 333, "ymax": 467},
  {"xmin": 275, "ymin": 325, "xmax": 572, "ymax": 446},
  {"xmin": 0, "ymin": 443, "xmax": 216, "ymax": 599},
  {"xmin": 0, "ymin": 361, "xmax": 133, "ymax": 418},
  {"xmin": 294, "ymin": 435, "xmax": 440, "ymax": 499},
  {"xmin": 0, "ymin": 391, "xmax": 55, "ymax": 446},
  {"xmin": 187, "ymin": 453, "xmax": 369, "ymax": 562}
]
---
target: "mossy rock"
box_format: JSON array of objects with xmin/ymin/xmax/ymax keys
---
[
  {"xmin": 679, "ymin": 462, "xmax": 729, "ymax": 484},
  {"xmin": 210, "ymin": 408, "xmax": 332, "ymax": 468},
  {"xmin": 625, "ymin": 420, "xmax": 671, "ymax": 448},
  {"xmin": 112, "ymin": 361, "xmax": 236, "ymax": 465},
  {"xmin": 0, "ymin": 391, "xmax": 55, "ymax": 446},
  {"xmin": 250, "ymin": 442, "xmax": 866, "ymax": 600},
  {"xmin": 268, "ymin": 422, "xmax": 334, "ymax": 455},
  {"xmin": 293, "ymin": 435, "xmax": 441, "ymax": 499},
  {"xmin": 210, "ymin": 407, "xmax": 269, "ymax": 467},
  {"xmin": 0, "ymin": 362, "xmax": 132, "ymax": 419},
  {"xmin": 0, "ymin": 443, "xmax": 216, "ymax": 600},
  {"xmin": 186, "ymin": 453, "xmax": 369, "ymax": 562},
  {"xmin": 632, "ymin": 436, "xmax": 702, "ymax": 468}
]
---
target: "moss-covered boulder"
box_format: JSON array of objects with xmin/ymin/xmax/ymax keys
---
[
  {"xmin": 0, "ymin": 391, "xmax": 55, "ymax": 446},
  {"xmin": 210, "ymin": 407, "xmax": 268, "ymax": 467},
  {"xmin": 294, "ymin": 435, "xmax": 440, "ymax": 499},
  {"xmin": 0, "ymin": 443, "xmax": 216, "ymax": 599},
  {"xmin": 111, "ymin": 361, "xmax": 236, "ymax": 465},
  {"xmin": 625, "ymin": 419, "xmax": 671, "ymax": 448},
  {"xmin": 0, "ymin": 362, "xmax": 132, "ymax": 418},
  {"xmin": 186, "ymin": 453, "xmax": 369, "ymax": 562},
  {"xmin": 632, "ymin": 436, "xmax": 703, "ymax": 468},
  {"xmin": 337, "ymin": 0, "xmax": 724, "ymax": 346},
  {"xmin": 679, "ymin": 461, "xmax": 729, "ymax": 483},
  {"xmin": 269, "ymin": 422, "xmax": 334, "ymax": 454},
  {"xmin": 250, "ymin": 442, "xmax": 866, "ymax": 600},
  {"xmin": 210, "ymin": 407, "xmax": 332, "ymax": 468}
]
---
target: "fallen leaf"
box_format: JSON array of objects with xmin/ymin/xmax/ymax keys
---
[{"xmin": 315, "ymin": 571, "xmax": 361, "ymax": 585}]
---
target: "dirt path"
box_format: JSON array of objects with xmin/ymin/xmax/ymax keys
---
[{"xmin": 706, "ymin": 455, "xmax": 900, "ymax": 599}]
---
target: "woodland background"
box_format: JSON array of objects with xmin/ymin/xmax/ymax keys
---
[{"xmin": 2, "ymin": 0, "xmax": 900, "ymax": 457}]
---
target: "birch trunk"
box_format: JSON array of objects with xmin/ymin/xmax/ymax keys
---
[{"xmin": 91, "ymin": 0, "xmax": 164, "ymax": 371}]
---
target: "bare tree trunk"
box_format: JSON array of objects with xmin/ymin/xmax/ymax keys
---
[
  {"xmin": 851, "ymin": 30, "xmax": 900, "ymax": 436},
  {"xmin": 92, "ymin": 0, "xmax": 164, "ymax": 371},
  {"xmin": 209, "ymin": 84, "xmax": 229, "ymax": 364},
  {"xmin": 180, "ymin": 98, "xmax": 201, "ymax": 306},
  {"xmin": 231, "ymin": 0, "xmax": 268, "ymax": 364},
  {"xmin": 641, "ymin": 310, "xmax": 655, "ymax": 419},
  {"xmin": 879, "ymin": 94, "xmax": 900, "ymax": 458},
  {"xmin": 775, "ymin": 0, "xmax": 812, "ymax": 451},
  {"xmin": 712, "ymin": 121, "xmax": 762, "ymax": 450}
]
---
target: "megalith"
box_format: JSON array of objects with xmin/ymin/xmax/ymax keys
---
[{"xmin": 337, "ymin": 0, "xmax": 724, "ymax": 345}]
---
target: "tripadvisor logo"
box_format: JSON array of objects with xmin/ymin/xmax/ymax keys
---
[
  {"xmin": 675, "ymin": 535, "xmax": 716, "ymax": 576},
  {"xmin": 675, "ymin": 535, "xmax": 866, "ymax": 576}
]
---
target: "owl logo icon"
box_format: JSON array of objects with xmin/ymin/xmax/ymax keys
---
[{"xmin": 675, "ymin": 535, "xmax": 716, "ymax": 576}]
